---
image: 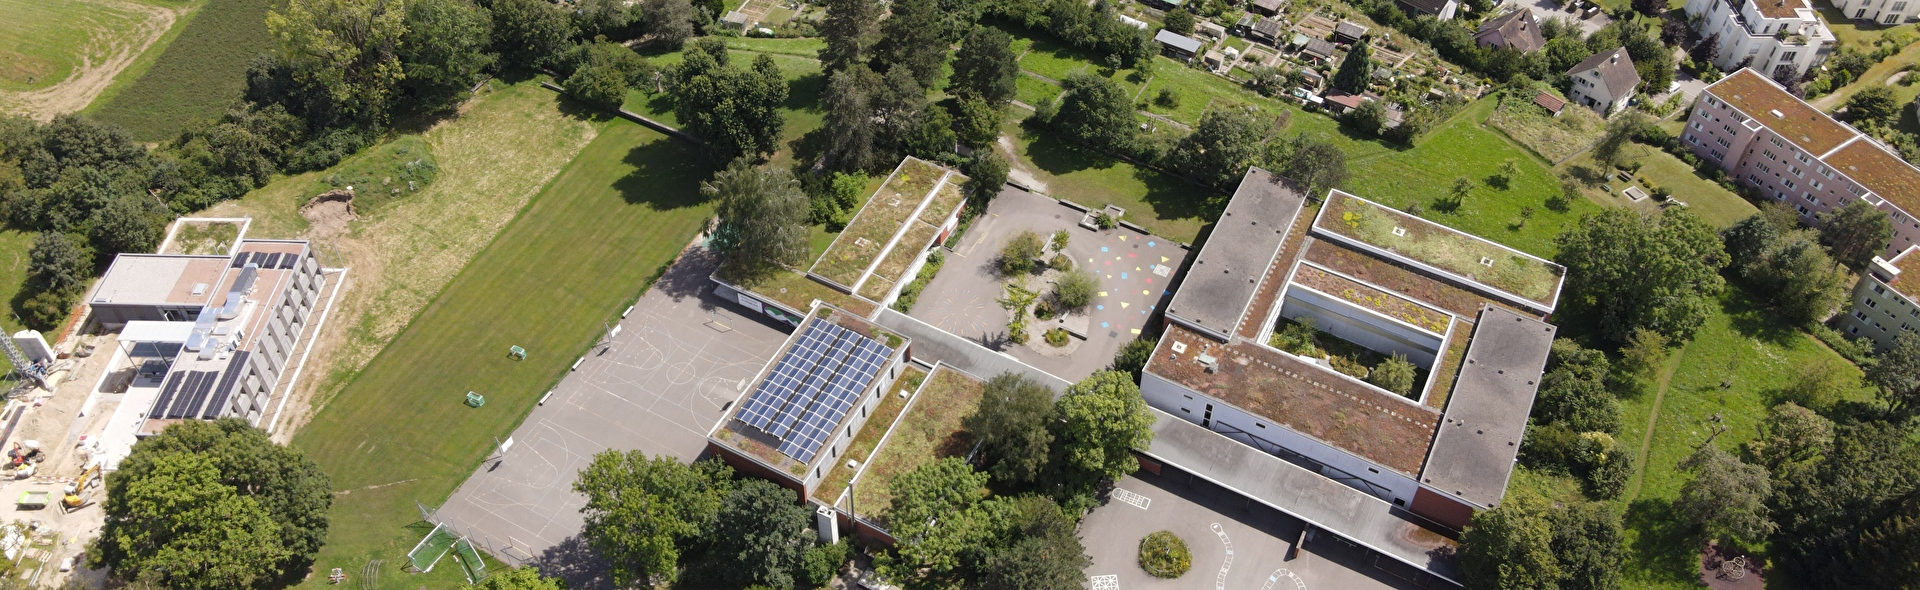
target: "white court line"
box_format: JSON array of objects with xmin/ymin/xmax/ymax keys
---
[
  {"xmin": 1113, "ymin": 487, "xmax": 1151, "ymax": 510},
  {"xmin": 1262, "ymin": 568, "xmax": 1307, "ymax": 590}
]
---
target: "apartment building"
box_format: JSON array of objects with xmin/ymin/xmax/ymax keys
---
[
  {"xmin": 1682, "ymin": 0, "xmax": 1835, "ymax": 80},
  {"xmin": 1837, "ymin": 246, "xmax": 1920, "ymax": 350},
  {"xmin": 1831, "ymin": 0, "xmax": 1919, "ymax": 24},
  {"xmin": 1681, "ymin": 68, "xmax": 1920, "ymax": 258}
]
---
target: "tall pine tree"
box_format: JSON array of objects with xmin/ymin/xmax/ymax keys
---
[{"xmin": 1331, "ymin": 39, "xmax": 1373, "ymax": 94}]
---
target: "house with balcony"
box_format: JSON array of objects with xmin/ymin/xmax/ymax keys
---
[
  {"xmin": 1680, "ymin": 68, "xmax": 1920, "ymax": 260},
  {"xmin": 1682, "ymin": 0, "xmax": 1835, "ymax": 80}
]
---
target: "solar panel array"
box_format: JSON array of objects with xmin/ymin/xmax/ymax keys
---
[
  {"xmin": 145, "ymin": 354, "xmax": 251, "ymax": 421},
  {"xmin": 736, "ymin": 320, "xmax": 894, "ymax": 464}
]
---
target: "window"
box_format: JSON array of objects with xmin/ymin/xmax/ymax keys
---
[
  {"xmin": 1857, "ymin": 311, "xmax": 1871, "ymax": 321},
  {"xmin": 1799, "ymin": 205, "xmax": 1812, "ymax": 215},
  {"xmin": 1849, "ymin": 184, "xmax": 1866, "ymax": 196},
  {"xmin": 1806, "ymin": 193, "xmax": 1818, "ymax": 204},
  {"xmin": 1749, "ymin": 174, "xmax": 1762, "ymax": 183},
  {"xmin": 1887, "ymin": 13, "xmax": 1901, "ymax": 23},
  {"xmin": 1723, "ymin": 124, "xmax": 1735, "ymax": 134},
  {"xmin": 1783, "ymin": 51, "xmax": 1799, "ymax": 61},
  {"xmin": 1869, "ymin": 299, "xmax": 1880, "ymax": 309},
  {"xmin": 1693, "ymin": 121, "xmax": 1704, "ymax": 131},
  {"xmin": 1820, "ymin": 166, "xmax": 1834, "ymax": 178},
  {"xmin": 1812, "ymin": 179, "xmax": 1824, "ymax": 190},
  {"xmin": 1688, "ymin": 133, "xmax": 1700, "ymax": 145},
  {"xmin": 1764, "ymin": 149, "xmax": 1777, "ymax": 160},
  {"xmin": 1772, "ymin": 137, "xmax": 1785, "ymax": 148},
  {"xmin": 1759, "ymin": 163, "xmax": 1773, "ymax": 174},
  {"xmin": 1895, "ymin": 2, "xmax": 1909, "ymax": 11},
  {"xmin": 1709, "ymin": 96, "xmax": 1722, "ymax": 107},
  {"xmin": 1785, "ymin": 178, "xmax": 1797, "ymax": 189},
  {"xmin": 1718, "ymin": 137, "xmax": 1732, "ymax": 148},
  {"xmin": 1797, "ymin": 152, "xmax": 1812, "ymax": 164},
  {"xmin": 1790, "ymin": 165, "xmax": 1803, "ymax": 176},
  {"xmin": 1876, "ymin": 285, "xmax": 1888, "ymax": 295},
  {"xmin": 1711, "ymin": 150, "xmax": 1725, "ymax": 160}
]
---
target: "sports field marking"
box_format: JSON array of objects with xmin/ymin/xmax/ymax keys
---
[
  {"xmin": 1112, "ymin": 487, "xmax": 1151, "ymax": 510},
  {"xmin": 1213, "ymin": 522, "xmax": 1234, "ymax": 590},
  {"xmin": 1089, "ymin": 574, "xmax": 1119, "ymax": 590}
]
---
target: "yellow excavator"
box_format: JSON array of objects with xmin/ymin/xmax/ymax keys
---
[{"xmin": 62, "ymin": 460, "xmax": 100, "ymax": 512}]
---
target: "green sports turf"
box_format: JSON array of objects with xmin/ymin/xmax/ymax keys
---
[
  {"xmin": 90, "ymin": 0, "xmax": 281, "ymax": 140},
  {"xmin": 291, "ymin": 119, "xmax": 716, "ymax": 588}
]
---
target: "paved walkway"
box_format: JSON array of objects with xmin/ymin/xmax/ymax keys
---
[{"xmin": 431, "ymin": 248, "xmax": 789, "ymax": 580}]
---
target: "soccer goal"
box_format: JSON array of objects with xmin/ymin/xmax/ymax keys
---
[
  {"xmin": 452, "ymin": 537, "xmax": 490, "ymax": 583},
  {"xmin": 406, "ymin": 523, "xmax": 458, "ymax": 573}
]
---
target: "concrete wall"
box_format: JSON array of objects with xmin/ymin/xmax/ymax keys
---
[
  {"xmin": 1140, "ymin": 370, "xmax": 1421, "ymax": 507},
  {"xmin": 1278, "ymin": 287, "xmax": 1444, "ymax": 366}
]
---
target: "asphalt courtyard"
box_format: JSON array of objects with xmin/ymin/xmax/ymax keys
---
[
  {"xmin": 912, "ymin": 186, "xmax": 1186, "ymax": 381},
  {"xmin": 1082, "ymin": 469, "xmax": 1432, "ymax": 590},
  {"xmin": 431, "ymin": 248, "xmax": 788, "ymax": 566}
]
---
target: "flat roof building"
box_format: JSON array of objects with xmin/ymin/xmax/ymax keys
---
[{"xmin": 1839, "ymin": 245, "xmax": 1920, "ymax": 351}]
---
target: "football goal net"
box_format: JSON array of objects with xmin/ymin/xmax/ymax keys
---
[
  {"xmin": 406, "ymin": 523, "xmax": 458, "ymax": 573},
  {"xmin": 453, "ymin": 537, "xmax": 489, "ymax": 583}
]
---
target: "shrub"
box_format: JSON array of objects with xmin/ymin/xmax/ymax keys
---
[
  {"xmin": 1049, "ymin": 253, "xmax": 1072, "ymax": 270},
  {"xmin": 891, "ymin": 250, "xmax": 945, "ymax": 313},
  {"xmin": 999, "ymin": 230, "xmax": 1045, "ymax": 275},
  {"xmin": 1007, "ymin": 318, "xmax": 1029, "ymax": 344},
  {"xmin": 1050, "ymin": 229, "xmax": 1070, "ymax": 251},
  {"xmin": 1138, "ymin": 531, "xmax": 1191, "ymax": 578},
  {"xmin": 1329, "ymin": 355, "xmax": 1369, "ymax": 379},
  {"xmin": 1093, "ymin": 211, "xmax": 1119, "ymax": 229},
  {"xmin": 1045, "ymin": 328, "xmax": 1071, "ymax": 347},
  {"xmin": 1034, "ymin": 298, "xmax": 1058, "ymax": 320},
  {"xmin": 1370, "ymin": 354, "xmax": 1418, "ymax": 395},
  {"xmin": 1053, "ymin": 268, "xmax": 1098, "ymax": 310},
  {"xmin": 1154, "ymin": 88, "xmax": 1179, "ymax": 108}
]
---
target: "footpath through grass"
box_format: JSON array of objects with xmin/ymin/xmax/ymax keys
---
[
  {"xmin": 89, "ymin": 0, "xmax": 280, "ymax": 140},
  {"xmin": 292, "ymin": 119, "xmax": 715, "ymax": 588},
  {"xmin": 1611, "ymin": 288, "xmax": 1874, "ymax": 589}
]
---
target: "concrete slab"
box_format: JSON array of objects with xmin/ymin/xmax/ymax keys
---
[
  {"xmin": 1081, "ymin": 470, "xmax": 1433, "ymax": 590},
  {"xmin": 910, "ymin": 186, "xmax": 1186, "ymax": 382},
  {"xmin": 432, "ymin": 248, "xmax": 790, "ymax": 564}
]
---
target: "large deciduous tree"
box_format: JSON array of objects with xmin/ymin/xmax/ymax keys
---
[
  {"xmin": 575, "ymin": 453, "xmax": 734, "ymax": 586},
  {"xmin": 1677, "ymin": 444, "xmax": 1775, "ymax": 547},
  {"xmin": 1459, "ymin": 499, "xmax": 1562, "ymax": 590},
  {"xmin": 1554, "ymin": 207, "xmax": 1726, "ymax": 344},
  {"xmin": 398, "ymin": 0, "xmax": 496, "ymax": 114},
  {"xmin": 1053, "ymin": 371, "xmax": 1154, "ymax": 487},
  {"xmin": 673, "ymin": 40, "xmax": 789, "ymax": 160},
  {"xmin": 266, "ymin": 0, "xmax": 410, "ymax": 121},
  {"xmin": 1845, "ymin": 86, "xmax": 1901, "ymax": 126},
  {"xmin": 1170, "ymin": 105, "xmax": 1265, "ymax": 190},
  {"xmin": 488, "ymin": 0, "xmax": 577, "ymax": 70},
  {"xmin": 95, "ymin": 419, "xmax": 331, "ymax": 589},
  {"xmin": 950, "ymin": 26, "xmax": 1018, "ymax": 106},
  {"xmin": 710, "ymin": 479, "xmax": 814, "ymax": 589},
  {"xmin": 1868, "ymin": 332, "xmax": 1920, "ymax": 419},
  {"xmin": 819, "ymin": 0, "xmax": 882, "ymax": 74},
  {"xmin": 705, "ymin": 159, "xmax": 811, "ymax": 274},
  {"xmin": 1722, "ymin": 209, "xmax": 1849, "ymax": 326},
  {"xmin": 642, "ymin": 0, "xmax": 696, "ymax": 50},
  {"xmin": 965, "ymin": 373, "xmax": 1057, "ymax": 486},
  {"xmin": 1052, "ymin": 73, "xmax": 1136, "ymax": 153},
  {"xmin": 1551, "ymin": 502, "xmax": 1625, "ymax": 590},
  {"xmin": 1271, "ymin": 134, "xmax": 1348, "ymax": 198}
]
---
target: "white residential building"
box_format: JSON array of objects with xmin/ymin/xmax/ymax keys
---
[
  {"xmin": 1683, "ymin": 0, "xmax": 1836, "ymax": 80},
  {"xmin": 1831, "ymin": 0, "xmax": 1918, "ymax": 24}
]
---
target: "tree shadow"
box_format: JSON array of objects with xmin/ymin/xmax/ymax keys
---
[
  {"xmin": 1720, "ymin": 287, "xmax": 1800, "ymax": 347},
  {"xmin": 614, "ymin": 138, "xmax": 717, "ymax": 210},
  {"xmin": 1624, "ymin": 498, "xmax": 1706, "ymax": 587},
  {"xmin": 532, "ymin": 534, "xmax": 615, "ymax": 590}
]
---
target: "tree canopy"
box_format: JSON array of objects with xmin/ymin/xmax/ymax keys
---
[
  {"xmin": 1817, "ymin": 200, "xmax": 1893, "ymax": 272},
  {"xmin": 1555, "ymin": 207, "xmax": 1726, "ymax": 344},
  {"xmin": 673, "ymin": 40, "xmax": 789, "ymax": 160},
  {"xmin": 1170, "ymin": 105, "xmax": 1265, "ymax": 190},
  {"xmin": 1677, "ymin": 444, "xmax": 1775, "ymax": 547},
  {"xmin": 1051, "ymin": 73, "xmax": 1136, "ymax": 153},
  {"xmin": 950, "ymin": 26, "xmax": 1018, "ymax": 106},
  {"xmin": 95, "ymin": 419, "xmax": 331, "ymax": 589},
  {"xmin": 706, "ymin": 159, "xmax": 811, "ymax": 275},
  {"xmin": 575, "ymin": 452, "xmax": 734, "ymax": 586},
  {"xmin": 710, "ymin": 479, "xmax": 814, "ymax": 588},
  {"xmin": 870, "ymin": 0, "xmax": 950, "ymax": 88},
  {"xmin": 1331, "ymin": 39, "xmax": 1373, "ymax": 94},
  {"xmin": 1053, "ymin": 371, "xmax": 1155, "ymax": 486},
  {"xmin": 965, "ymin": 373, "xmax": 1057, "ymax": 486},
  {"xmin": 397, "ymin": 0, "xmax": 496, "ymax": 114},
  {"xmin": 1867, "ymin": 332, "xmax": 1920, "ymax": 419}
]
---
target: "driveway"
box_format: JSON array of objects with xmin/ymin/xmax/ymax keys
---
[
  {"xmin": 1523, "ymin": 0, "xmax": 1610, "ymax": 37},
  {"xmin": 431, "ymin": 247, "xmax": 790, "ymax": 570},
  {"xmin": 1081, "ymin": 470, "xmax": 1433, "ymax": 590},
  {"xmin": 910, "ymin": 186, "xmax": 1186, "ymax": 383}
]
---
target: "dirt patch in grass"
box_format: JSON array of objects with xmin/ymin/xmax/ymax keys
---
[
  {"xmin": 162, "ymin": 218, "xmax": 241, "ymax": 255},
  {"xmin": 0, "ymin": 0, "xmax": 177, "ymax": 119}
]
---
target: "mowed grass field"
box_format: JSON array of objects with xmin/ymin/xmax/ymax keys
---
[
  {"xmin": 0, "ymin": 0, "xmax": 181, "ymax": 92},
  {"xmin": 89, "ymin": 0, "xmax": 280, "ymax": 140},
  {"xmin": 291, "ymin": 119, "xmax": 717, "ymax": 588}
]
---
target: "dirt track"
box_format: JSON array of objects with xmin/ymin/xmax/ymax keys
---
[{"xmin": 0, "ymin": 0, "xmax": 178, "ymax": 120}]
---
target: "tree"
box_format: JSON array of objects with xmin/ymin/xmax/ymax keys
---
[
  {"xmin": 962, "ymin": 149, "xmax": 1010, "ymax": 199},
  {"xmin": 1534, "ymin": 362, "xmax": 1619, "ymax": 434},
  {"xmin": 1660, "ymin": 13, "xmax": 1691, "ymax": 45},
  {"xmin": 1677, "ymin": 444, "xmax": 1775, "ymax": 546},
  {"xmin": 710, "ymin": 479, "xmax": 814, "ymax": 589},
  {"xmin": 88, "ymin": 194, "xmax": 162, "ymax": 259},
  {"xmin": 1170, "ymin": 105, "xmax": 1264, "ymax": 189},
  {"xmin": 1747, "ymin": 402, "xmax": 1834, "ymax": 472},
  {"xmin": 953, "ymin": 96, "xmax": 1002, "ymax": 149},
  {"xmin": 1053, "ymin": 371, "xmax": 1155, "ymax": 486},
  {"xmin": 1053, "ymin": 267, "xmax": 1099, "ymax": 310},
  {"xmin": 887, "ymin": 457, "xmax": 991, "ymax": 576},
  {"xmin": 266, "ymin": 0, "xmax": 409, "ymax": 120},
  {"xmin": 1817, "ymin": 200, "xmax": 1893, "ymax": 272},
  {"xmin": 1691, "ymin": 34, "xmax": 1720, "ymax": 67},
  {"xmin": 1370, "ymin": 354, "xmax": 1417, "ymax": 395},
  {"xmin": 999, "ymin": 230, "xmax": 1045, "ymax": 275},
  {"xmin": 675, "ymin": 41, "xmax": 789, "ymax": 160},
  {"xmin": 978, "ymin": 496, "xmax": 1090, "ymax": 590},
  {"xmin": 1724, "ymin": 209, "xmax": 1850, "ymax": 325},
  {"xmin": 1590, "ymin": 111, "xmax": 1649, "ymax": 171},
  {"xmin": 965, "ymin": 373, "xmax": 1057, "ymax": 486},
  {"xmin": 1332, "ymin": 39, "xmax": 1373, "ymax": 94},
  {"xmin": 1459, "ymin": 499, "xmax": 1562, "ymax": 590},
  {"xmin": 871, "ymin": 0, "xmax": 948, "ymax": 88},
  {"xmin": 1631, "ymin": 0, "xmax": 1665, "ymax": 17},
  {"xmin": 94, "ymin": 419, "xmax": 331, "ymax": 588},
  {"xmin": 1846, "ymin": 85, "xmax": 1900, "ymax": 125},
  {"xmin": 819, "ymin": 0, "xmax": 882, "ymax": 74},
  {"xmin": 906, "ymin": 104, "xmax": 957, "ymax": 158},
  {"xmin": 1770, "ymin": 420, "xmax": 1920, "ymax": 586},
  {"xmin": 489, "ymin": 0, "xmax": 576, "ymax": 70},
  {"xmin": 1554, "ymin": 208, "xmax": 1726, "ymax": 343},
  {"xmin": 1052, "ymin": 72, "xmax": 1136, "ymax": 152},
  {"xmin": 1616, "ymin": 327, "xmax": 1669, "ymax": 384},
  {"xmin": 951, "ymin": 26, "xmax": 1018, "ymax": 106},
  {"xmin": 482, "ymin": 567, "xmax": 567, "ymax": 590},
  {"xmin": 1777, "ymin": 360, "xmax": 1855, "ymax": 414},
  {"xmin": 1109, "ymin": 336, "xmax": 1155, "ymax": 382},
  {"xmin": 1867, "ymin": 332, "xmax": 1920, "ymax": 419},
  {"xmin": 1279, "ymin": 135, "xmax": 1348, "ymax": 198},
  {"xmin": 1551, "ymin": 502, "xmax": 1625, "ymax": 590},
  {"xmin": 21, "ymin": 232, "xmax": 90, "ymax": 328},
  {"xmin": 1448, "ymin": 176, "xmax": 1474, "ymax": 208},
  {"xmin": 872, "ymin": 66, "xmax": 929, "ymax": 162},
  {"xmin": 642, "ymin": 0, "xmax": 696, "ymax": 49},
  {"xmin": 398, "ymin": 0, "xmax": 496, "ymax": 114},
  {"xmin": 800, "ymin": 541, "xmax": 851, "ymax": 587},
  {"xmin": 706, "ymin": 159, "xmax": 811, "ymax": 274},
  {"xmin": 575, "ymin": 453, "xmax": 734, "ymax": 586},
  {"xmin": 564, "ymin": 55, "xmax": 632, "ymax": 110},
  {"xmin": 821, "ymin": 64, "xmax": 880, "ymax": 171},
  {"xmin": 1345, "ymin": 99, "xmax": 1389, "ymax": 137},
  {"xmin": 1162, "ymin": 9, "xmax": 1195, "ymax": 35}
]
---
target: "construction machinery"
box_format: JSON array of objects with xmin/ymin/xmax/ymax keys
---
[{"xmin": 62, "ymin": 460, "xmax": 101, "ymax": 512}]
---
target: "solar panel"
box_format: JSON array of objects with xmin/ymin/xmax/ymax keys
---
[
  {"xmin": 281, "ymin": 253, "xmax": 301, "ymax": 269},
  {"xmin": 264, "ymin": 253, "xmax": 282, "ymax": 270},
  {"xmin": 150, "ymin": 372, "xmax": 185, "ymax": 419},
  {"xmin": 204, "ymin": 352, "xmax": 249, "ymax": 419},
  {"xmin": 165, "ymin": 373, "xmax": 200, "ymax": 418},
  {"xmin": 230, "ymin": 254, "xmax": 248, "ymax": 269},
  {"xmin": 736, "ymin": 317, "xmax": 899, "ymax": 464}
]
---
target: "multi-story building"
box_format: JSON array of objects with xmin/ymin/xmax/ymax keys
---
[
  {"xmin": 1682, "ymin": 0, "xmax": 1835, "ymax": 80},
  {"xmin": 1567, "ymin": 47, "xmax": 1641, "ymax": 116},
  {"xmin": 1838, "ymin": 246, "xmax": 1920, "ymax": 349},
  {"xmin": 1681, "ymin": 68, "xmax": 1920, "ymax": 258},
  {"xmin": 1831, "ymin": 0, "xmax": 1918, "ymax": 25}
]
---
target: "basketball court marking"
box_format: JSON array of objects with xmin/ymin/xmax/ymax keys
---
[
  {"xmin": 1113, "ymin": 487, "xmax": 1151, "ymax": 510},
  {"xmin": 1089, "ymin": 574, "xmax": 1119, "ymax": 590}
]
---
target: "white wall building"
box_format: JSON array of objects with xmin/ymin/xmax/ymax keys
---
[
  {"xmin": 1683, "ymin": 0, "xmax": 1836, "ymax": 80},
  {"xmin": 1831, "ymin": 0, "xmax": 1918, "ymax": 24}
]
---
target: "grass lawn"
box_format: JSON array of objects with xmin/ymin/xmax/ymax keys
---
[
  {"xmin": 623, "ymin": 47, "xmax": 825, "ymax": 166},
  {"xmin": 1563, "ymin": 147, "xmax": 1756, "ymax": 228},
  {"xmin": 848, "ymin": 366, "xmax": 985, "ymax": 530},
  {"xmin": 89, "ymin": 0, "xmax": 281, "ymax": 140},
  {"xmin": 292, "ymin": 119, "xmax": 716, "ymax": 588},
  {"xmin": 813, "ymin": 366, "xmax": 928, "ymax": 505},
  {"xmin": 1485, "ymin": 92, "xmax": 1606, "ymax": 164},
  {"xmin": 0, "ymin": 229, "xmax": 33, "ymax": 374},
  {"xmin": 720, "ymin": 36, "xmax": 825, "ymax": 58},
  {"xmin": 1136, "ymin": 56, "xmax": 1302, "ymax": 127},
  {"xmin": 1613, "ymin": 288, "xmax": 1875, "ymax": 590},
  {"xmin": 1000, "ymin": 117, "xmax": 1219, "ymax": 243},
  {"xmin": 0, "ymin": 0, "xmax": 184, "ymax": 92},
  {"xmin": 1343, "ymin": 99, "xmax": 1603, "ymax": 258}
]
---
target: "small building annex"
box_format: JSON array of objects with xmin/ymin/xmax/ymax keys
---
[{"xmin": 1140, "ymin": 168, "xmax": 1564, "ymax": 542}]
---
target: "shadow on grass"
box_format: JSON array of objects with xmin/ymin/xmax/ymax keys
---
[
  {"xmin": 1624, "ymin": 497, "xmax": 1705, "ymax": 587},
  {"xmin": 1720, "ymin": 286, "xmax": 1801, "ymax": 347},
  {"xmin": 1020, "ymin": 129, "xmax": 1216, "ymax": 226},
  {"xmin": 614, "ymin": 136, "xmax": 715, "ymax": 210}
]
